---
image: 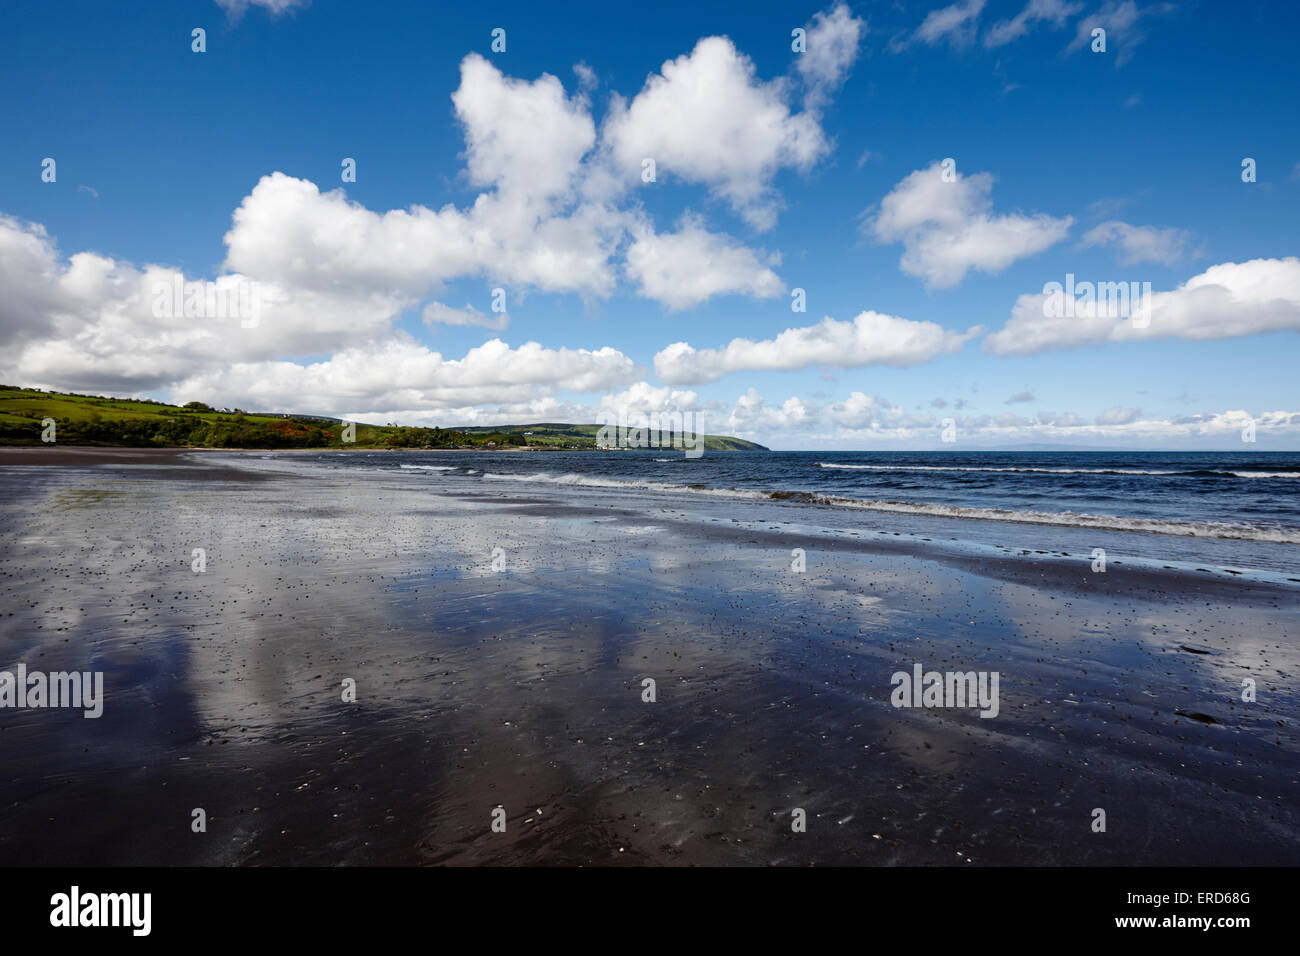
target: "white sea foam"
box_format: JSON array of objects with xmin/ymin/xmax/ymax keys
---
[
  {"xmin": 481, "ymin": 470, "xmax": 769, "ymax": 501},
  {"xmin": 474, "ymin": 469, "xmax": 1300, "ymax": 542},
  {"xmin": 819, "ymin": 497, "xmax": 1300, "ymax": 543}
]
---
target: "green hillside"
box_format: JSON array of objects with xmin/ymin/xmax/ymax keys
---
[
  {"xmin": 0, "ymin": 386, "xmax": 766, "ymax": 451},
  {"xmin": 458, "ymin": 423, "xmax": 767, "ymax": 451}
]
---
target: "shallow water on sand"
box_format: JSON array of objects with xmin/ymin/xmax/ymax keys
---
[{"xmin": 0, "ymin": 455, "xmax": 1297, "ymax": 865}]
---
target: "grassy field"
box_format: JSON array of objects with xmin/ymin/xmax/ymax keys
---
[{"xmin": 0, "ymin": 386, "xmax": 766, "ymax": 451}]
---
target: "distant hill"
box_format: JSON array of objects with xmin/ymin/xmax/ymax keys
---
[
  {"xmin": 0, "ymin": 386, "xmax": 765, "ymax": 451},
  {"xmin": 458, "ymin": 423, "xmax": 767, "ymax": 451}
]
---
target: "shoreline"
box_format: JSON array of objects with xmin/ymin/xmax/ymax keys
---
[
  {"xmin": 9, "ymin": 446, "xmax": 1294, "ymax": 571},
  {"xmin": 0, "ymin": 445, "xmax": 272, "ymax": 480},
  {"xmin": 0, "ymin": 445, "xmax": 201, "ymax": 467}
]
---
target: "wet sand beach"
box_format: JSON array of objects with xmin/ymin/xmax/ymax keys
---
[{"xmin": 0, "ymin": 447, "xmax": 1296, "ymax": 865}]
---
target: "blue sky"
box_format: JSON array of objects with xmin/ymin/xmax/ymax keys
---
[{"xmin": 1, "ymin": 0, "xmax": 1297, "ymax": 448}]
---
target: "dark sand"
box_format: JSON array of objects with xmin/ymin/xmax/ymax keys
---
[
  {"xmin": 0, "ymin": 447, "xmax": 1296, "ymax": 865},
  {"xmin": 0, "ymin": 445, "xmax": 269, "ymax": 480}
]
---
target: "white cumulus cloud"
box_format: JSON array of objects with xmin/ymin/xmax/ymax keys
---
[
  {"xmin": 603, "ymin": 36, "xmax": 828, "ymax": 230},
  {"xmin": 870, "ymin": 161, "xmax": 1073, "ymax": 288},
  {"xmin": 170, "ymin": 337, "xmax": 639, "ymax": 415},
  {"xmin": 985, "ymin": 257, "xmax": 1300, "ymax": 355},
  {"xmin": 625, "ymin": 216, "xmax": 784, "ymax": 311},
  {"xmin": 654, "ymin": 310, "xmax": 980, "ymax": 385}
]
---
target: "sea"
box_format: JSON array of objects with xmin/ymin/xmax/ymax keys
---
[{"xmin": 230, "ymin": 449, "xmax": 1300, "ymax": 578}]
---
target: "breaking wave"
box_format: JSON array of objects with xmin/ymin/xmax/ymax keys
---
[{"xmin": 455, "ymin": 469, "xmax": 1300, "ymax": 543}]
